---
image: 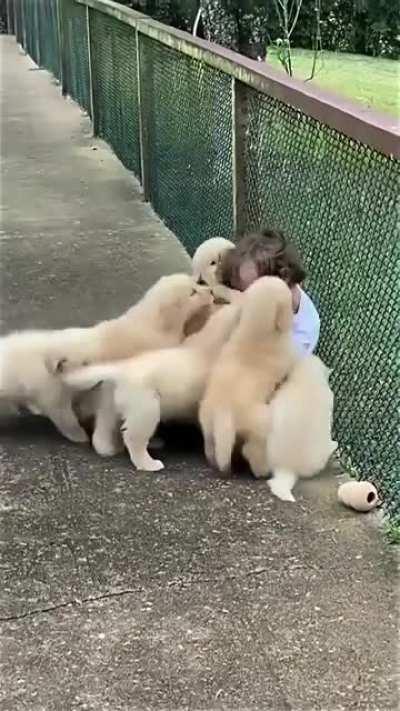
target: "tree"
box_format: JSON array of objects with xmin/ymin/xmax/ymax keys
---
[
  {"xmin": 199, "ymin": 0, "xmax": 270, "ymax": 60},
  {"xmin": 270, "ymin": 0, "xmax": 304, "ymax": 75},
  {"xmin": 127, "ymin": 0, "xmax": 399, "ymax": 60}
]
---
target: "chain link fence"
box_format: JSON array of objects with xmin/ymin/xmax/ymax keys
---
[
  {"xmin": 11, "ymin": 0, "xmax": 400, "ymax": 525},
  {"xmin": 14, "ymin": 0, "xmax": 23, "ymax": 44},
  {"xmin": 245, "ymin": 90, "xmax": 399, "ymax": 518},
  {"xmin": 21, "ymin": 0, "xmax": 40, "ymax": 63},
  {"xmin": 3, "ymin": 0, "xmax": 12, "ymax": 33},
  {"xmin": 37, "ymin": 0, "xmax": 61, "ymax": 78},
  {"xmin": 139, "ymin": 35, "xmax": 233, "ymax": 247},
  {"xmin": 60, "ymin": 0, "xmax": 91, "ymax": 113},
  {"xmin": 90, "ymin": 9, "xmax": 140, "ymax": 176}
]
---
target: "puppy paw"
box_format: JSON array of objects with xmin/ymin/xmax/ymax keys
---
[
  {"xmin": 268, "ymin": 480, "xmax": 296, "ymax": 502},
  {"xmin": 137, "ymin": 458, "xmax": 164, "ymax": 472},
  {"xmin": 67, "ymin": 428, "xmax": 90, "ymax": 444},
  {"xmin": 211, "ymin": 284, "xmax": 231, "ymax": 303},
  {"xmin": 93, "ymin": 434, "xmax": 121, "ymax": 457},
  {"xmin": 242, "ymin": 441, "xmax": 268, "ymax": 478}
]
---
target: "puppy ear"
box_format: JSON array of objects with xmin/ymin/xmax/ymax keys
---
[
  {"xmin": 45, "ymin": 356, "xmax": 68, "ymax": 375},
  {"xmin": 275, "ymin": 300, "xmax": 292, "ymax": 333}
]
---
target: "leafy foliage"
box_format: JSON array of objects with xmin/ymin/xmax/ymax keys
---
[{"xmin": 126, "ymin": 0, "xmax": 399, "ymax": 59}]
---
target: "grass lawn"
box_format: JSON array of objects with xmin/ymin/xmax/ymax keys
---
[{"xmin": 267, "ymin": 48, "xmax": 400, "ymax": 119}]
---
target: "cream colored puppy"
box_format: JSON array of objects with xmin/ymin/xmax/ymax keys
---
[
  {"xmin": 191, "ymin": 236, "xmax": 243, "ymax": 306},
  {"xmin": 192, "ymin": 237, "xmax": 235, "ymax": 287},
  {"xmin": 0, "ymin": 274, "xmax": 211, "ymax": 444},
  {"xmin": 63, "ymin": 304, "xmax": 241, "ymax": 470},
  {"xmin": 184, "ymin": 237, "xmax": 236, "ymax": 337},
  {"xmin": 264, "ymin": 355, "xmax": 337, "ymax": 502},
  {"xmin": 199, "ymin": 277, "xmax": 298, "ymax": 475}
]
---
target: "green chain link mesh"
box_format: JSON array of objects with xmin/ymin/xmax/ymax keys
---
[
  {"xmin": 89, "ymin": 10, "xmax": 140, "ymax": 176},
  {"xmin": 6, "ymin": 0, "xmax": 15, "ymax": 34},
  {"xmin": 139, "ymin": 35, "xmax": 233, "ymax": 253},
  {"xmin": 14, "ymin": 0, "xmax": 23, "ymax": 44},
  {"xmin": 245, "ymin": 89, "xmax": 400, "ymax": 518},
  {"xmin": 37, "ymin": 0, "xmax": 60, "ymax": 79},
  {"xmin": 61, "ymin": 0, "xmax": 91, "ymax": 114},
  {"xmin": 22, "ymin": 0, "xmax": 40, "ymax": 63},
  {"xmin": 10, "ymin": 0, "xmax": 400, "ymax": 523}
]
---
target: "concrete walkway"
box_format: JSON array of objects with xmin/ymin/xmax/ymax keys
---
[{"xmin": 0, "ymin": 37, "xmax": 398, "ymax": 711}]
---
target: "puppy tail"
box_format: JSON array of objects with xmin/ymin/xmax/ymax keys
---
[
  {"xmin": 62, "ymin": 363, "xmax": 120, "ymax": 391},
  {"xmin": 213, "ymin": 409, "xmax": 236, "ymax": 473}
]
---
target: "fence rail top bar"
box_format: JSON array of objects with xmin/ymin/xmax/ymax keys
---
[{"xmin": 77, "ymin": 0, "xmax": 400, "ymax": 159}]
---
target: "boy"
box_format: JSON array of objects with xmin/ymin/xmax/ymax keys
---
[{"xmin": 218, "ymin": 229, "xmax": 320, "ymax": 356}]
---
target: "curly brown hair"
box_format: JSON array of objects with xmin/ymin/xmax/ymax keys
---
[{"xmin": 219, "ymin": 228, "xmax": 306, "ymax": 289}]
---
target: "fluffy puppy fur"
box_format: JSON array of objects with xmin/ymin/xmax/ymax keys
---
[
  {"xmin": 63, "ymin": 304, "xmax": 241, "ymax": 471},
  {"xmin": 264, "ymin": 355, "xmax": 337, "ymax": 502},
  {"xmin": 184, "ymin": 237, "xmax": 236, "ymax": 337},
  {"xmin": 0, "ymin": 274, "xmax": 212, "ymax": 443},
  {"xmin": 192, "ymin": 237, "xmax": 235, "ymax": 287},
  {"xmin": 199, "ymin": 276, "xmax": 298, "ymax": 475}
]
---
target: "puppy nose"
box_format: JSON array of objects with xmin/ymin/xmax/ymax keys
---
[{"xmin": 197, "ymin": 277, "xmax": 207, "ymax": 285}]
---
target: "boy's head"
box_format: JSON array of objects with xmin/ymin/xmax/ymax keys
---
[{"xmin": 218, "ymin": 228, "xmax": 306, "ymax": 291}]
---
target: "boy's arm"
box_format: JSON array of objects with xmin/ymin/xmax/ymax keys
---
[
  {"xmin": 308, "ymin": 312, "xmax": 321, "ymax": 354},
  {"xmin": 295, "ymin": 319, "xmax": 320, "ymax": 356}
]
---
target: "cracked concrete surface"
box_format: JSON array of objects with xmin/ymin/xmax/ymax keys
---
[{"xmin": 0, "ymin": 37, "xmax": 398, "ymax": 711}]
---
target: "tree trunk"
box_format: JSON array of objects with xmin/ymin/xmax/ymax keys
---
[{"xmin": 200, "ymin": 0, "xmax": 270, "ymax": 60}]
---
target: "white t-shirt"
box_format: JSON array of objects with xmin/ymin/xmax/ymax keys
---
[{"xmin": 292, "ymin": 288, "xmax": 320, "ymax": 356}]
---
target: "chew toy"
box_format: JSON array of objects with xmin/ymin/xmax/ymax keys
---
[{"xmin": 337, "ymin": 481, "xmax": 379, "ymax": 512}]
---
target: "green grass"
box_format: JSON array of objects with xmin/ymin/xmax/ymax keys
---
[
  {"xmin": 384, "ymin": 520, "xmax": 400, "ymax": 545},
  {"xmin": 267, "ymin": 48, "xmax": 400, "ymax": 119}
]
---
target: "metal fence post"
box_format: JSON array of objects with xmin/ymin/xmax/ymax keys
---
[
  {"xmin": 13, "ymin": 0, "xmax": 19, "ymax": 42},
  {"xmin": 231, "ymin": 77, "xmax": 249, "ymax": 237},
  {"xmin": 86, "ymin": 4, "xmax": 95, "ymax": 129},
  {"xmin": 21, "ymin": 0, "xmax": 26, "ymax": 51},
  {"xmin": 7, "ymin": 0, "xmax": 15, "ymax": 34},
  {"xmin": 15, "ymin": 0, "xmax": 24, "ymax": 47},
  {"xmin": 57, "ymin": 0, "xmax": 66, "ymax": 94},
  {"xmin": 136, "ymin": 28, "xmax": 150, "ymax": 201},
  {"xmin": 35, "ymin": 0, "xmax": 41, "ymax": 67}
]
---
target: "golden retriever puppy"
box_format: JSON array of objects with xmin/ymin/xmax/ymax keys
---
[
  {"xmin": 63, "ymin": 304, "xmax": 241, "ymax": 470},
  {"xmin": 0, "ymin": 274, "xmax": 211, "ymax": 444},
  {"xmin": 184, "ymin": 237, "xmax": 236, "ymax": 337},
  {"xmin": 192, "ymin": 237, "xmax": 235, "ymax": 287},
  {"xmin": 264, "ymin": 355, "xmax": 337, "ymax": 501},
  {"xmin": 199, "ymin": 276, "xmax": 298, "ymax": 475}
]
